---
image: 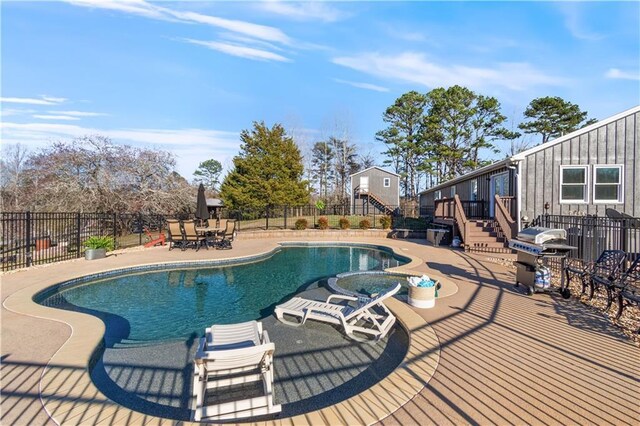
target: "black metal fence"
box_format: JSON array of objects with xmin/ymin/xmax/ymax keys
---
[
  {"xmin": 1, "ymin": 205, "xmax": 430, "ymax": 271},
  {"xmin": 0, "ymin": 212, "xmax": 168, "ymax": 271},
  {"xmin": 222, "ymin": 204, "xmax": 428, "ymax": 232},
  {"xmin": 534, "ymin": 214, "xmax": 640, "ymax": 263}
]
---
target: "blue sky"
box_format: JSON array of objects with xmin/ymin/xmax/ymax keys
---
[{"xmin": 2, "ymin": 1, "xmax": 639, "ymax": 182}]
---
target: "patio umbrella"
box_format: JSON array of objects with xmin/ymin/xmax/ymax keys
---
[{"xmin": 195, "ymin": 183, "xmax": 209, "ymax": 225}]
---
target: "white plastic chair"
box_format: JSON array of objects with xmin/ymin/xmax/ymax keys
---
[
  {"xmin": 274, "ymin": 283, "xmax": 401, "ymax": 342},
  {"xmin": 192, "ymin": 320, "xmax": 281, "ymax": 421}
]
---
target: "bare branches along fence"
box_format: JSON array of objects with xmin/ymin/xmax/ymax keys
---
[{"xmin": 0, "ymin": 206, "xmax": 428, "ymax": 271}]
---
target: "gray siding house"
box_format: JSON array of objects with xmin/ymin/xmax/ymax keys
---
[
  {"xmin": 350, "ymin": 167, "xmax": 400, "ymax": 215},
  {"xmin": 419, "ymin": 105, "xmax": 640, "ymax": 230}
]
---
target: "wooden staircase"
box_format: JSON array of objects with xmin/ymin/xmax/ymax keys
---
[
  {"xmin": 357, "ymin": 191, "xmax": 395, "ymax": 215},
  {"xmin": 465, "ymin": 220, "xmax": 514, "ymax": 254}
]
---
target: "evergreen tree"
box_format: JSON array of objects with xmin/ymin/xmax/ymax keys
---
[
  {"xmin": 220, "ymin": 122, "xmax": 310, "ymax": 210},
  {"xmin": 193, "ymin": 159, "xmax": 222, "ymax": 192},
  {"xmin": 310, "ymin": 141, "xmax": 334, "ymax": 200},
  {"xmin": 519, "ymin": 96, "xmax": 597, "ymax": 143},
  {"xmin": 331, "ymin": 137, "xmax": 359, "ymax": 203},
  {"xmin": 376, "ymin": 91, "xmax": 428, "ymax": 200},
  {"xmin": 425, "ymin": 85, "xmax": 516, "ymax": 180}
]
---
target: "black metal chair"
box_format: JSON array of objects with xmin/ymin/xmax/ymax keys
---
[
  {"xmin": 613, "ymin": 257, "xmax": 640, "ymax": 332},
  {"xmin": 215, "ymin": 220, "xmax": 236, "ymax": 250},
  {"xmin": 565, "ymin": 250, "xmax": 627, "ymax": 300},
  {"xmin": 166, "ymin": 219, "xmax": 186, "ymax": 251}
]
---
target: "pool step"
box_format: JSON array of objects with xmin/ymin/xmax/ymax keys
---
[{"xmin": 111, "ymin": 338, "xmax": 174, "ymax": 349}]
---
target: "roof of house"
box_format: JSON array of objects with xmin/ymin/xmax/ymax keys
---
[
  {"xmin": 206, "ymin": 198, "xmax": 224, "ymax": 207},
  {"xmin": 419, "ymin": 104, "xmax": 640, "ymax": 196},
  {"xmin": 349, "ymin": 166, "xmax": 399, "ymax": 178}
]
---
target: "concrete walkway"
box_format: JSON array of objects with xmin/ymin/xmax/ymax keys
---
[{"xmin": 1, "ymin": 236, "xmax": 638, "ymax": 425}]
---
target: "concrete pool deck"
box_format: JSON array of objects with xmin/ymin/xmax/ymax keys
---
[{"xmin": 2, "ymin": 236, "xmax": 639, "ymax": 425}]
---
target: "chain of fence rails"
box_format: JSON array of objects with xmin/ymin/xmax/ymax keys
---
[
  {"xmin": 533, "ymin": 214, "xmax": 640, "ymax": 264},
  {"xmin": 3, "ymin": 208, "xmax": 638, "ymax": 272},
  {"xmin": 0, "ymin": 206, "xmax": 431, "ymax": 271}
]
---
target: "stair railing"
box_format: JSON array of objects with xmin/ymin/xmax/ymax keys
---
[
  {"xmin": 494, "ymin": 195, "xmax": 517, "ymax": 241},
  {"xmin": 453, "ymin": 194, "xmax": 469, "ymax": 247}
]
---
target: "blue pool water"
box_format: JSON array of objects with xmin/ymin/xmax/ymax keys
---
[{"xmin": 39, "ymin": 245, "xmax": 406, "ymax": 342}]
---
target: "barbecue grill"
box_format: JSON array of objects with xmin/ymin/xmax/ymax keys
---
[{"xmin": 508, "ymin": 226, "xmax": 576, "ymax": 298}]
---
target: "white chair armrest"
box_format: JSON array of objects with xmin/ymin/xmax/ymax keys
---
[{"xmin": 326, "ymin": 294, "xmax": 359, "ymax": 303}]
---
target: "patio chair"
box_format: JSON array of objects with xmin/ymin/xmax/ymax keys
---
[
  {"xmin": 143, "ymin": 227, "xmax": 165, "ymax": 248},
  {"xmin": 215, "ymin": 220, "xmax": 235, "ymax": 250},
  {"xmin": 182, "ymin": 220, "xmax": 208, "ymax": 251},
  {"xmin": 613, "ymin": 257, "xmax": 640, "ymax": 331},
  {"xmin": 192, "ymin": 320, "xmax": 281, "ymax": 421},
  {"xmin": 565, "ymin": 250, "xmax": 627, "ymax": 300},
  {"xmin": 166, "ymin": 219, "xmax": 185, "ymax": 251},
  {"xmin": 274, "ymin": 283, "xmax": 401, "ymax": 342}
]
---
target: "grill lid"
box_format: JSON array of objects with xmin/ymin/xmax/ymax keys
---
[{"xmin": 516, "ymin": 227, "xmax": 567, "ymax": 245}]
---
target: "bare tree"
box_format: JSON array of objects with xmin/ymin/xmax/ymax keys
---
[
  {"xmin": 0, "ymin": 143, "xmax": 29, "ymax": 211},
  {"xmin": 21, "ymin": 135, "xmax": 193, "ymax": 213}
]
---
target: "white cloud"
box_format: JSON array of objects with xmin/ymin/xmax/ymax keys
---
[
  {"xmin": 182, "ymin": 39, "xmax": 290, "ymax": 62},
  {"xmin": 33, "ymin": 114, "xmax": 81, "ymax": 121},
  {"xmin": 333, "ymin": 79, "xmax": 389, "ymax": 92},
  {"xmin": 65, "ymin": 0, "xmax": 294, "ymax": 61},
  {"xmin": 0, "ymin": 121, "xmax": 240, "ymax": 177},
  {"xmin": 259, "ymin": 1, "xmax": 345, "ymax": 23},
  {"xmin": 167, "ymin": 9, "xmax": 291, "ymax": 45},
  {"xmin": 50, "ymin": 110, "xmax": 108, "ymax": 117},
  {"xmin": 557, "ymin": 3, "xmax": 604, "ymax": 41},
  {"xmin": 1, "ymin": 96, "xmax": 67, "ymax": 105},
  {"xmin": 65, "ymin": 0, "xmax": 172, "ymax": 21},
  {"xmin": 332, "ymin": 52, "xmax": 564, "ymax": 91},
  {"xmin": 0, "ymin": 108, "xmax": 36, "ymax": 117},
  {"xmin": 605, "ymin": 68, "xmax": 640, "ymax": 81}
]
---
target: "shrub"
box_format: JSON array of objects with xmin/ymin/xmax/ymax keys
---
[
  {"xmin": 294, "ymin": 218, "xmax": 308, "ymax": 230},
  {"xmin": 318, "ymin": 216, "xmax": 329, "ymax": 230},
  {"xmin": 359, "ymin": 219, "xmax": 371, "ymax": 230},
  {"xmin": 380, "ymin": 216, "xmax": 392, "ymax": 230},
  {"xmin": 339, "ymin": 217, "xmax": 350, "ymax": 230},
  {"xmin": 83, "ymin": 235, "xmax": 115, "ymax": 251}
]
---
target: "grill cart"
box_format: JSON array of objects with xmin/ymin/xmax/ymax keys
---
[{"xmin": 508, "ymin": 227, "xmax": 576, "ymax": 298}]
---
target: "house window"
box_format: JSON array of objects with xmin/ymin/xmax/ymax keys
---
[
  {"xmin": 383, "ymin": 177, "xmax": 390, "ymax": 188},
  {"xmin": 434, "ymin": 190, "xmax": 441, "ymax": 200},
  {"xmin": 560, "ymin": 166, "xmax": 588, "ymax": 203},
  {"xmin": 451, "ymin": 186, "xmax": 456, "ymax": 197},
  {"xmin": 470, "ymin": 181, "xmax": 478, "ymax": 201},
  {"xmin": 593, "ymin": 165, "xmax": 623, "ymax": 203}
]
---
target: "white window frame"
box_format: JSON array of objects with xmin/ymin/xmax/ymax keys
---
[
  {"xmin": 593, "ymin": 164, "xmax": 624, "ymax": 204},
  {"xmin": 383, "ymin": 177, "xmax": 391, "ymax": 188},
  {"xmin": 434, "ymin": 190, "xmax": 441, "ymax": 200},
  {"xmin": 559, "ymin": 165, "xmax": 589, "ymax": 204}
]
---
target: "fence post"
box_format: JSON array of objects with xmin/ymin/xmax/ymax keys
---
[
  {"xmin": 76, "ymin": 212, "xmax": 82, "ymax": 258},
  {"xmin": 113, "ymin": 213, "xmax": 118, "ymax": 247},
  {"xmin": 284, "ymin": 206, "xmax": 287, "ymax": 229},
  {"xmin": 25, "ymin": 211, "xmax": 32, "ymax": 267}
]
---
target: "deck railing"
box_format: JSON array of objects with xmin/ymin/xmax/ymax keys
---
[{"xmin": 494, "ymin": 195, "xmax": 516, "ymax": 241}]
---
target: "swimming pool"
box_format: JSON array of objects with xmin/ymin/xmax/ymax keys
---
[
  {"xmin": 36, "ymin": 244, "xmax": 410, "ymax": 419},
  {"xmin": 38, "ymin": 245, "xmax": 407, "ymax": 343}
]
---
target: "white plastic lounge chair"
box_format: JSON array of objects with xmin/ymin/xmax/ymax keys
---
[
  {"xmin": 192, "ymin": 320, "xmax": 281, "ymax": 421},
  {"xmin": 274, "ymin": 283, "xmax": 401, "ymax": 342}
]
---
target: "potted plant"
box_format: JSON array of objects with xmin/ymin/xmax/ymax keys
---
[
  {"xmin": 407, "ymin": 275, "xmax": 440, "ymax": 308},
  {"xmin": 84, "ymin": 235, "xmax": 115, "ymax": 260}
]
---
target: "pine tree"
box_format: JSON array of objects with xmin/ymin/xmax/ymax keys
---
[
  {"xmin": 220, "ymin": 122, "xmax": 310, "ymax": 210},
  {"xmin": 519, "ymin": 96, "xmax": 596, "ymax": 143}
]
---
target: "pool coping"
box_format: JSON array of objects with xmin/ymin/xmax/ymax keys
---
[{"xmin": 3, "ymin": 241, "xmax": 440, "ymax": 426}]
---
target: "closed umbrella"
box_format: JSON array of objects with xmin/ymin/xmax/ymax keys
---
[{"xmin": 195, "ymin": 183, "xmax": 209, "ymax": 225}]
